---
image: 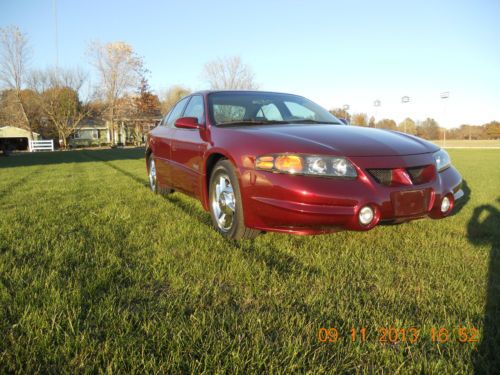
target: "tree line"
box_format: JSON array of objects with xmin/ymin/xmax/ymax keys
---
[
  {"xmin": 329, "ymin": 108, "xmax": 500, "ymax": 140},
  {"xmin": 1, "ymin": 25, "xmax": 498, "ymax": 147},
  {"xmin": 0, "ymin": 26, "xmax": 257, "ymax": 148}
]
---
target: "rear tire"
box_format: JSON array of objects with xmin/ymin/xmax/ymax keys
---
[
  {"xmin": 148, "ymin": 154, "xmax": 173, "ymax": 195},
  {"xmin": 209, "ymin": 160, "xmax": 260, "ymax": 240}
]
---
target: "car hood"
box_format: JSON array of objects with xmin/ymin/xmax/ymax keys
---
[{"xmin": 232, "ymin": 124, "xmax": 439, "ymax": 157}]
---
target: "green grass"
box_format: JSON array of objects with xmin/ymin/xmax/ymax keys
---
[
  {"xmin": 430, "ymin": 139, "xmax": 500, "ymax": 148},
  {"xmin": 0, "ymin": 148, "xmax": 499, "ymax": 374}
]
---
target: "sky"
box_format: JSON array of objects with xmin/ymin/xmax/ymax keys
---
[{"xmin": 1, "ymin": 0, "xmax": 499, "ymax": 128}]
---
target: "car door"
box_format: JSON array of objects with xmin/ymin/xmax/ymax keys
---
[
  {"xmin": 152, "ymin": 97, "xmax": 190, "ymax": 187},
  {"xmin": 170, "ymin": 95, "xmax": 206, "ymax": 198}
]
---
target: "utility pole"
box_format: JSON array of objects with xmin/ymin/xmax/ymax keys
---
[
  {"xmin": 440, "ymin": 92, "xmax": 450, "ymax": 147},
  {"xmin": 373, "ymin": 99, "xmax": 381, "ymax": 128},
  {"xmin": 53, "ymin": 0, "xmax": 59, "ymax": 70},
  {"xmin": 401, "ymin": 96, "xmax": 410, "ymax": 133},
  {"xmin": 342, "ymin": 104, "xmax": 350, "ymax": 124}
]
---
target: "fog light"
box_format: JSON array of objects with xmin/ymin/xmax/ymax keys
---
[
  {"xmin": 359, "ymin": 206, "xmax": 374, "ymax": 225},
  {"xmin": 441, "ymin": 196, "xmax": 451, "ymax": 213}
]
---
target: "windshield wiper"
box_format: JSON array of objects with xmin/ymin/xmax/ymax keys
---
[
  {"xmin": 217, "ymin": 120, "xmax": 289, "ymax": 126},
  {"xmin": 217, "ymin": 119, "xmax": 342, "ymax": 126},
  {"xmin": 286, "ymin": 119, "xmax": 342, "ymax": 125}
]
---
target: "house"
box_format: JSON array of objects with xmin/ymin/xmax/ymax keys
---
[
  {"xmin": 69, "ymin": 118, "xmax": 110, "ymax": 147},
  {"xmin": 0, "ymin": 126, "xmax": 40, "ymax": 152},
  {"xmin": 69, "ymin": 117, "xmax": 160, "ymax": 147}
]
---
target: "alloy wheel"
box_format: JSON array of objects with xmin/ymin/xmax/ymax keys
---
[
  {"xmin": 211, "ymin": 173, "xmax": 236, "ymax": 231},
  {"xmin": 149, "ymin": 157, "xmax": 157, "ymax": 192}
]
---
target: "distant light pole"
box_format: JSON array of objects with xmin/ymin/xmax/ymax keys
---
[
  {"xmin": 401, "ymin": 96, "xmax": 410, "ymax": 133},
  {"xmin": 373, "ymin": 100, "xmax": 381, "ymax": 127},
  {"xmin": 343, "ymin": 104, "xmax": 350, "ymax": 123},
  {"xmin": 440, "ymin": 92, "xmax": 450, "ymax": 147}
]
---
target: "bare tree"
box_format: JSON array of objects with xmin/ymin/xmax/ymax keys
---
[
  {"xmin": 30, "ymin": 68, "xmax": 89, "ymax": 148},
  {"xmin": 160, "ymin": 85, "xmax": 191, "ymax": 114},
  {"xmin": 201, "ymin": 56, "xmax": 257, "ymax": 90},
  {"xmin": 0, "ymin": 25, "xmax": 33, "ymax": 137},
  {"xmin": 87, "ymin": 41, "xmax": 144, "ymax": 144}
]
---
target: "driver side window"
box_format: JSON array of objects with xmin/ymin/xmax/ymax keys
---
[
  {"xmin": 183, "ymin": 95, "xmax": 205, "ymax": 124},
  {"xmin": 166, "ymin": 97, "xmax": 190, "ymax": 127}
]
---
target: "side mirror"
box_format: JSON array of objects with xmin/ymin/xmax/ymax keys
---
[{"xmin": 175, "ymin": 117, "xmax": 199, "ymax": 129}]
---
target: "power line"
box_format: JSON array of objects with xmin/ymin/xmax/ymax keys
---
[{"xmin": 53, "ymin": 0, "xmax": 59, "ymax": 70}]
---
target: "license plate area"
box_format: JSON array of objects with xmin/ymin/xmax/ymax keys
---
[{"xmin": 391, "ymin": 189, "xmax": 429, "ymax": 217}]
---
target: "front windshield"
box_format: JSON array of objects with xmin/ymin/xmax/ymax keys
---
[{"xmin": 207, "ymin": 91, "xmax": 343, "ymax": 126}]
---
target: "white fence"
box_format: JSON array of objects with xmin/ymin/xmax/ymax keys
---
[{"xmin": 29, "ymin": 140, "xmax": 54, "ymax": 152}]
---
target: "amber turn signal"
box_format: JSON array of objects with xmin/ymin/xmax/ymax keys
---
[
  {"xmin": 274, "ymin": 155, "xmax": 304, "ymax": 173},
  {"xmin": 255, "ymin": 156, "xmax": 274, "ymax": 170}
]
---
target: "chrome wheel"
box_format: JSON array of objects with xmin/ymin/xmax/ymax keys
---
[
  {"xmin": 149, "ymin": 157, "xmax": 157, "ymax": 192},
  {"xmin": 211, "ymin": 173, "xmax": 236, "ymax": 231}
]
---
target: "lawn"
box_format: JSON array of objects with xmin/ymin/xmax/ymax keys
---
[
  {"xmin": 0, "ymin": 148, "xmax": 498, "ymax": 373},
  {"xmin": 431, "ymin": 139, "xmax": 500, "ymax": 148}
]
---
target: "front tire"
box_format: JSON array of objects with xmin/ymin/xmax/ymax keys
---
[{"xmin": 209, "ymin": 160, "xmax": 260, "ymax": 240}]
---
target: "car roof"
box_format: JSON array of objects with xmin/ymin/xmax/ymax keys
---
[{"xmin": 191, "ymin": 89, "xmax": 302, "ymax": 97}]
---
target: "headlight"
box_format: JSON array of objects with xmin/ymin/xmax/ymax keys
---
[
  {"xmin": 255, "ymin": 154, "xmax": 357, "ymax": 178},
  {"xmin": 433, "ymin": 149, "xmax": 451, "ymax": 172}
]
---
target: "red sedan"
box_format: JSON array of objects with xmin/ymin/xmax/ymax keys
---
[{"xmin": 146, "ymin": 91, "xmax": 463, "ymax": 239}]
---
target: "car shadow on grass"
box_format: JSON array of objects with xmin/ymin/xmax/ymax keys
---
[
  {"xmin": 450, "ymin": 179, "xmax": 471, "ymax": 217},
  {"xmin": 468, "ymin": 198, "xmax": 500, "ymax": 374},
  {"xmin": 80, "ymin": 150, "xmax": 150, "ymax": 188},
  {"xmin": 235, "ymin": 240, "xmax": 321, "ymax": 278},
  {"xmin": 164, "ymin": 193, "xmax": 320, "ymax": 278}
]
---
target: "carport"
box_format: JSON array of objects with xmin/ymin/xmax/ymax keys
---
[{"xmin": 0, "ymin": 125, "xmax": 39, "ymax": 155}]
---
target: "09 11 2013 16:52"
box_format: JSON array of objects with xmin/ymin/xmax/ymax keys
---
[{"xmin": 317, "ymin": 326, "xmax": 479, "ymax": 344}]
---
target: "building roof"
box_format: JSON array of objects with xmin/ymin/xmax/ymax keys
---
[
  {"xmin": 77, "ymin": 118, "xmax": 107, "ymax": 129},
  {"xmin": 0, "ymin": 126, "xmax": 39, "ymax": 138}
]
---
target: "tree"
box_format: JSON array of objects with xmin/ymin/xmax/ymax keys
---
[
  {"xmin": 329, "ymin": 108, "xmax": 350, "ymax": 123},
  {"xmin": 351, "ymin": 113, "xmax": 368, "ymax": 126},
  {"xmin": 202, "ymin": 56, "xmax": 257, "ymax": 90},
  {"xmin": 416, "ymin": 118, "xmax": 440, "ymax": 140},
  {"xmin": 88, "ymin": 41, "xmax": 144, "ymax": 145},
  {"xmin": 368, "ymin": 116, "xmax": 376, "ymax": 128},
  {"xmin": 398, "ymin": 117, "xmax": 416, "ymax": 134},
  {"xmin": 134, "ymin": 77, "xmax": 161, "ymax": 117},
  {"xmin": 0, "ymin": 26, "xmax": 33, "ymax": 137},
  {"xmin": 30, "ymin": 68, "xmax": 89, "ymax": 148},
  {"xmin": 160, "ymin": 85, "xmax": 191, "ymax": 114},
  {"xmin": 454, "ymin": 124, "xmax": 488, "ymax": 140},
  {"xmin": 376, "ymin": 119, "xmax": 397, "ymax": 130},
  {"xmin": 0, "ymin": 89, "xmax": 39, "ymax": 128},
  {"xmin": 484, "ymin": 121, "xmax": 500, "ymax": 139}
]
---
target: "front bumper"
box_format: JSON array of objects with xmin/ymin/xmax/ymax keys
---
[{"xmin": 240, "ymin": 157, "xmax": 463, "ymax": 234}]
